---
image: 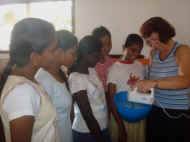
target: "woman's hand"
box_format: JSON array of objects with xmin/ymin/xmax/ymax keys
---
[{"xmin": 136, "ymin": 80, "xmax": 157, "ymax": 93}]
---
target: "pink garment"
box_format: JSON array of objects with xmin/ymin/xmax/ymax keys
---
[{"xmin": 95, "ymin": 56, "xmax": 116, "ymax": 91}]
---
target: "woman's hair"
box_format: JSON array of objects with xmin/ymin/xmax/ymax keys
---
[
  {"xmin": 0, "ymin": 18, "xmax": 55, "ymax": 94},
  {"xmin": 56, "ymin": 30, "xmax": 78, "ymax": 90},
  {"xmin": 56, "ymin": 30, "xmax": 78, "ymax": 51},
  {"xmin": 140, "ymin": 17, "xmax": 176, "ymax": 43},
  {"xmin": 70, "ymin": 35, "xmax": 102, "ymax": 72},
  {"xmin": 123, "ymin": 33, "xmax": 143, "ymax": 49},
  {"xmin": 92, "ymin": 26, "xmax": 111, "ymax": 39}
]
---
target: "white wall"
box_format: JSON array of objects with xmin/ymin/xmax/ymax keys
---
[
  {"xmin": 1, "ymin": 0, "xmax": 190, "ymax": 58},
  {"xmin": 75, "ymin": 0, "xmax": 190, "ymax": 56}
]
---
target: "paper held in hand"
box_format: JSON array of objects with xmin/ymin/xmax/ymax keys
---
[{"xmin": 128, "ymin": 88, "xmax": 154, "ymax": 105}]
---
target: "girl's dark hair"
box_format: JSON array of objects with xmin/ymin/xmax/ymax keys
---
[
  {"xmin": 56, "ymin": 30, "xmax": 78, "ymax": 90},
  {"xmin": 140, "ymin": 17, "xmax": 176, "ymax": 43},
  {"xmin": 70, "ymin": 35, "xmax": 102, "ymax": 72},
  {"xmin": 0, "ymin": 18, "xmax": 55, "ymax": 95},
  {"xmin": 92, "ymin": 26, "xmax": 111, "ymax": 39},
  {"xmin": 124, "ymin": 33, "xmax": 144, "ymax": 49},
  {"xmin": 56, "ymin": 30, "xmax": 78, "ymax": 51}
]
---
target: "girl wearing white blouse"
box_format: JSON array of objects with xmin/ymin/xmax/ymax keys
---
[
  {"xmin": 0, "ymin": 18, "xmax": 59, "ymax": 142},
  {"xmin": 35, "ymin": 30, "xmax": 78, "ymax": 142}
]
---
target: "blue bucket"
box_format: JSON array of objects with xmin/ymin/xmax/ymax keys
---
[{"xmin": 114, "ymin": 91, "xmax": 152, "ymax": 122}]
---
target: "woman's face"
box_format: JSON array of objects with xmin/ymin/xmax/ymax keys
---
[
  {"xmin": 100, "ymin": 35, "xmax": 112, "ymax": 57},
  {"xmin": 145, "ymin": 32, "xmax": 162, "ymax": 50},
  {"xmin": 54, "ymin": 46, "xmax": 77, "ymax": 68}
]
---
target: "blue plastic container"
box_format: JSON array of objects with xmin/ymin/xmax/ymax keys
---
[{"xmin": 114, "ymin": 91, "xmax": 152, "ymax": 122}]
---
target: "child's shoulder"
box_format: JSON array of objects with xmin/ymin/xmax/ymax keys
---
[
  {"xmin": 110, "ymin": 60, "xmax": 122, "ymax": 67},
  {"xmin": 109, "ymin": 61, "xmax": 128, "ymax": 72},
  {"xmin": 69, "ymin": 72, "xmax": 88, "ymax": 82}
]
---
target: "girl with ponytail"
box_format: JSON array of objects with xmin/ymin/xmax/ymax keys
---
[{"xmin": 0, "ymin": 18, "xmax": 59, "ymax": 142}]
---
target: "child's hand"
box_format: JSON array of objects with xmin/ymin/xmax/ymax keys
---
[{"xmin": 127, "ymin": 73, "xmax": 140, "ymax": 88}]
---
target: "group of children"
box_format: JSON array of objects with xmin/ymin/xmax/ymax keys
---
[{"xmin": 0, "ymin": 18, "xmax": 147, "ymax": 142}]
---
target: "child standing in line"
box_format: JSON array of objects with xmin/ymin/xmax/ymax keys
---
[
  {"xmin": 107, "ymin": 34, "xmax": 146, "ymax": 142},
  {"xmin": 92, "ymin": 26, "xmax": 116, "ymax": 91},
  {"xmin": 0, "ymin": 18, "xmax": 59, "ymax": 142},
  {"xmin": 35, "ymin": 30, "xmax": 78, "ymax": 142},
  {"xmin": 68, "ymin": 35, "xmax": 111, "ymax": 142}
]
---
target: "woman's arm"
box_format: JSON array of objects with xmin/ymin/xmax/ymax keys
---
[
  {"xmin": 10, "ymin": 116, "xmax": 34, "ymax": 142},
  {"xmin": 158, "ymin": 45, "xmax": 190, "ymax": 89},
  {"xmin": 73, "ymin": 90, "xmax": 104, "ymax": 142},
  {"xmin": 137, "ymin": 45, "xmax": 190, "ymax": 91},
  {"xmin": 107, "ymin": 83, "xmax": 127, "ymax": 142}
]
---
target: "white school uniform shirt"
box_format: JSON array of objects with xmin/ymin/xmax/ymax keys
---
[
  {"xmin": 1, "ymin": 75, "xmax": 59, "ymax": 142},
  {"xmin": 107, "ymin": 61, "xmax": 145, "ymax": 92},
  {"xmin": 35, "ymin": 68, "xmax": 73, "ymax": 142},
  {"xmin": 68, "ymin": 68, "xmax": 108, "ymax": 133}
]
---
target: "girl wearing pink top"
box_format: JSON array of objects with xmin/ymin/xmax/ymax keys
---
[{"xmin": 92, "ymin": 26, "xmax": 116, "ymax": 91}]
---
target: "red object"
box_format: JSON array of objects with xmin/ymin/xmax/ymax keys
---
[
  {"xmin": 119, "ymin": 60, "xmax": 133, "ymax": 64},
  {"xmin": 137, "ymin": 58, "xmax": 150, "ymax": 65}
]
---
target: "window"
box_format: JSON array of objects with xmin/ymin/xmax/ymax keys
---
[{"xmin": 0, "ymin": 1, "xmax": 73, "ymax": 51}]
